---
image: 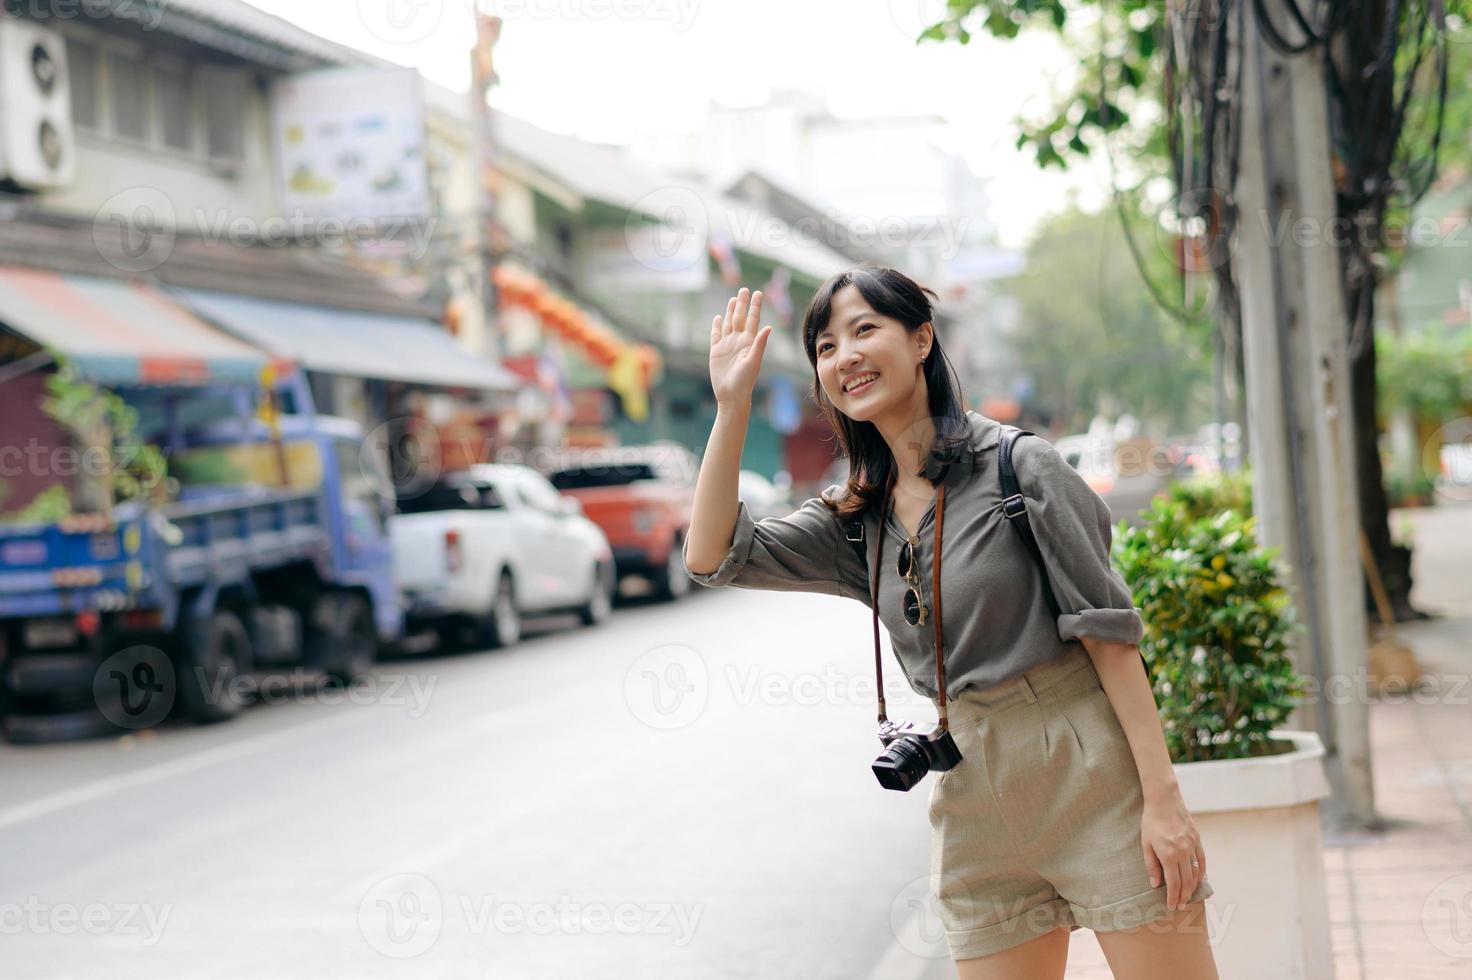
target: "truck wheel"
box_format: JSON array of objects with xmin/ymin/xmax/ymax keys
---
[
  {"xmin": 650, "ymin": 535, "xmax": 691, "ymax": 601},
  {"xmin": 178, "ymin": 609, "xmax": 252, "ymax": 724},
  {"xmin": 323, "ymin": 594, "xmax": 378, "ymax": 687},
  {"xmin": 481, "ymin": 571, "xmax": 520, "ymax": 649},
  {"xmin": 577, "ymin": 560, "xmax": 616, "ymax": 627}
]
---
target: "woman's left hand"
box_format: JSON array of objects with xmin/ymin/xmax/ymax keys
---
[{"xmin": 1141, "ymin": 784, "xmax": 1206, "ymax": 911}]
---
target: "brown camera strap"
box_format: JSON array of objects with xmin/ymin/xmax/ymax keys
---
[{"xmin": 870, "ymin": 467, "xmax": 947, "ymax": 730}]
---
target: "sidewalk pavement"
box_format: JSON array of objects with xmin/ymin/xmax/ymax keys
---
[{"xmin": 920, "ymin": 500, "xmax": 1472, "ymax": 979}]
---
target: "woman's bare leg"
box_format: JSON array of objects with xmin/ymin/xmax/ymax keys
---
[
  {"xmin": 954, "ymin": 925, "xmax": 1069, "ymax": 980},
  {"xmin": 1092, "ymin": 900, "xmax": 1220, "ymax": 979}
]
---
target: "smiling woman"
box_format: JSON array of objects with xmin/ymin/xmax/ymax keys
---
[{"xmin": 681, "ymin": 265, "xmax": 1219, "ymax": 980}]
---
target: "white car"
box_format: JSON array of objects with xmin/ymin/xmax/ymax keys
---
[
  {"xmin": 1052, "ymin": 433, "xmax": 1118, "ymax": 494},
  {"xmin": 390, "ymin": 464, "xmax": 617, "ymax": 649},
  {"xmin": 738, "ymin": 470, "xmax": 792, "ymax": 523}
]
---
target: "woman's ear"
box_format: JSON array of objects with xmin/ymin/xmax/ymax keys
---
[{"xmin": 916, "ymin": 321, "xmax": 933, "ymax": 361}]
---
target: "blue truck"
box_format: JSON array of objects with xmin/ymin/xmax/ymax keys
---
[{"xmin": 0, "ymin": 376, "xmax": 402, "ymax": 744}]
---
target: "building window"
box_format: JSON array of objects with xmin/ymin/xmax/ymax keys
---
[
  {"xmin": 107, "ymin": 50, "xmax": 148, "ymax": 142},
  {"xmin": 66, "ymin": 38, "xmax": 99, "ymax": 130},
  {"xmin": 154, "ymin": 63, "xmax": 193, "ymax": 152},
  {"xmin": 201, "ymin": 71, "xmax": 245, "ymax": 161}
]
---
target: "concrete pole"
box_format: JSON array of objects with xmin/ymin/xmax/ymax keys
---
[{"xmin": 1235, "ymin": 0, "xmax": 1375, "ymax": 827}]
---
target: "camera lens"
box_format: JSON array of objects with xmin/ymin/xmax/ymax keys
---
[{"xmin": 872, "ymin": 735, "xmax": 930, "ymax": 791}]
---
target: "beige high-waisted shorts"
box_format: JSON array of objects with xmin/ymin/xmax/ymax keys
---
[{"xmin": 927, "ymin": 644, "xmax": 1214, "ymax": 961}]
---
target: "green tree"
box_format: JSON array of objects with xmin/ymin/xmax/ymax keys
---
[
  {"xmin": 915, "ymin": 0, "xmax": 1467, "ymax": 621},
  {"xmin": 1009, "ymin": 206, "xmax": 1214, "ymax": 432}
]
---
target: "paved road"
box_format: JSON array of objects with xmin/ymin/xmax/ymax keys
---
[{"xmin": 0, "ymin": 586, "xmax": 957, "ymax": 980}]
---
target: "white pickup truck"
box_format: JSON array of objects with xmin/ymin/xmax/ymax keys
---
[{"xmin": 389, "ymin": 464, "xmax": 616, "ymax": 649}]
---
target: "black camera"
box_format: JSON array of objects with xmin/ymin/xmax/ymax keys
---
[{"xmin": 872, "ymin": 719, "xmax": 963, "ymax": 791}]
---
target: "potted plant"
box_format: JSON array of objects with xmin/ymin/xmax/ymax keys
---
[{"xmin": 1113, "ymin": 490, "xmax": 1334, "ymax": 980}]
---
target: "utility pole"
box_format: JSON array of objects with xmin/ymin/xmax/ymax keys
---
[{"xmin": 1235, "ymin": 0, "xmax": 1375, "ymax": 828}]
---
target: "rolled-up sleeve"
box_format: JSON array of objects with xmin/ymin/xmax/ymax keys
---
[
  {"xmin": 682, "ymin": 494, "xmax": 871, "ymax": 606},
  {"xmin": 1015, "ymin": 439, "xmax": 1145, "ymax": 646}
]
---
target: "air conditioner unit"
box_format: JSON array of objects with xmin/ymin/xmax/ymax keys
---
[{"xmin": 0, "ymin": 18, "xmax": 76, "ymax": 190}]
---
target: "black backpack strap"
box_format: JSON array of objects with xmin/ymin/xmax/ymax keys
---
[
  {"xmin": 842, "ymin": 514, "xmax": 868, "ymax": 577},
  {"xmin": 997, "ymin": 426, "xmax": 1062, "ymax": 620}
]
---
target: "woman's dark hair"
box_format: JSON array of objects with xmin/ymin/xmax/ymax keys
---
[{"xmin": 800, "ymin": 264, "xmax": 970, "ymax": 519}]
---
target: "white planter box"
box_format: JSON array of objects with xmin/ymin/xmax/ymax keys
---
[{"xmin": 1172, "ymin": 729, "xmax": 1335, "ymax": 980}]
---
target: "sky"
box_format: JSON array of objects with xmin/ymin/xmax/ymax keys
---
[{"xmin": 243, "ymin": 0, "xmax": 1113, "ymax": 249}]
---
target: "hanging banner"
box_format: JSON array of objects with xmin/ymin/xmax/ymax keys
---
[{"xmin": 270, "ymin": 67, "xmax": 430, "ymax": 223}]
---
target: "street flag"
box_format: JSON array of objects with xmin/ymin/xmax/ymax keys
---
[
  {"xmin": 764, "ymin": 265, "xmax": 792, "ymax": 326},
  {"xmin": 538, "ymin": 344, "xmax": 574, "ymax": 423},
  {"xmin": 708, "ymin": 230, "xmax": 740, "ymax": 286}
]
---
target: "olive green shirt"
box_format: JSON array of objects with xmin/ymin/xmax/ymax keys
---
[{"xmin": 682, "ymin": 411, "xmax": 1145, "ymax": 702}]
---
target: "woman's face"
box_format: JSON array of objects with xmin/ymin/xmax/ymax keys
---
[{"xmin": 814, "ymin": 283, "xmax": 931, "ymax": 423}]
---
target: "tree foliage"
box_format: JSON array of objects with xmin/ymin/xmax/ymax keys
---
[{"xmin": 1008, "ymin": 206, "xmax": 1213, "ymax": 432}]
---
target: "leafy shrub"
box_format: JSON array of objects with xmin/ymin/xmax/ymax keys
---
[
  {"xmin": 1165, "ymin": 468, "xmax": 1253, "ymax": 523},
  {"xmin": 1113, "ymin": 495, "xmax": 1308, "ymax": 763},
  {"xmin": 0, "ymin": 484, "xmax": 73, "ymax": 525}
]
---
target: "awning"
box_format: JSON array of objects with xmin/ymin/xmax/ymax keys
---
[
  {"xmin": 173, "ymin": 288, "xmax": 523, "ymax": 391},
  {"xmin": 0, "ymin": 267, "xmax": 266, "ymax": 385}
]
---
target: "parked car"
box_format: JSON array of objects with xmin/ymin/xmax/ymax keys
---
[
  {"xmin": 738, "ymin": 470, "xmax": 792, "ymax": 523},
  {"xmin": 1052, "ymin": 433, "xmax": 1118, "ymax": 494},
  {"xmin": 390, "ymin": 464, "xmax": 616, "ymax": 649},
  {"xmin": 544, "ymin": 442, "xmax": 696, "ymax": 601}
]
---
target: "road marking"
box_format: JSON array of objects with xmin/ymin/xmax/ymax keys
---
[{"xmin": 0, "ymin": 710, "xmax": 374, "ymax": 833}]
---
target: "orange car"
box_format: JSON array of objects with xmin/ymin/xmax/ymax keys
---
[{"xmin": 545, "ymin": 442, "xmax": 697, "ymax": 601}]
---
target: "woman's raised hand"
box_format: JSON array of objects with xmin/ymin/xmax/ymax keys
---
[{"xmin": 708, "ymin": 287, "xmax": 773, "ymax": 410}]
